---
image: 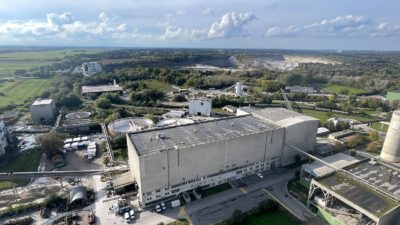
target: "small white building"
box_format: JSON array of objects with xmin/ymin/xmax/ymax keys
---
[
  {"xmin": 82, "ymin": 62, "xmax": 102, "ymax": 76},
  {"xmin": 30, "ymin": 99, "xmax": 56, "ymax": 123},
  {"xmin": 235, "ymin": 82, "xmax": 244, "ymax": 97},
  {"xmin": 189, "ymin": 98, "xmax": 212, "ymax": 116},
  {"xmin": 0, "ymin": 120, "xmax": 8, "ymax": 156}
]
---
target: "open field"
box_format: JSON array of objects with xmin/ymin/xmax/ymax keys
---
[
  {"xmin": 0, "ymin": 148, "xmax": 43, "ymax": 190},
  {"xmin": 370, "ymin": 122, "xmax": 389, "ymax": 132},
  {"xmin": 0, "ymin": 78, "xmax": 52, "ymax": 106},
  {"xmin": 242, "ymin": 210, "xmax": 302, "ymax": 225},
  {"xmin": 322, "ymin": 84, "xmax": 367, "ymax": 95},
  {"xmin": 300, "ymin": 109, "xmax": 376, "ymax": 123},
  {"xmin": 0, "ymin": 49, "xmax": 104, "ymax": 77}
]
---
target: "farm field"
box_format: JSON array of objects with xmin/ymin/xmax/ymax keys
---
[
  {"xmin": 0, "ymin": 78, "xmax": 52, "ymax": 106},
  {"xmin": 322, "ymin": 84, "xmax": 367, "ymax": 95},
  {"xmin": 0, "ymin": 48, "xmax": 104, "ymax": 77},
  {"xmin": 140, "ymin": 79, "xmax": 174, "ymax": 92},
  {"xmin": 300, "ymin": 109, "xmax": 377, "ymax": 123}
]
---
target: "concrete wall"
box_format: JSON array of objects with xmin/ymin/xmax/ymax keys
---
[
  {"xmin": 132, "ymin": 127, "xmax": 285, "ymax": 206},
  {"xmin": 30, "ymin": 101, "xmax": 55, "ymax": 123},
  {"xmin": 189, "ymin": 99, "xmax": 212, "ymax": 116},
  {"xmin": 378, "ymin": 206, "xmax": 400, "ymax": 225},
  {"xmin": 126, "ymin": 133, "xmax": 142, "ymax": 199},
  {"xmin": 0, "ymin": 120, "xmax": 7, "ymax": 156},
  {"xmin": 281, "ymin": 119, "xmax": 319, "ymax": 166}
]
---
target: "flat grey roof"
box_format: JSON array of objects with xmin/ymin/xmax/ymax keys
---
[
  {"xmin": 32, "ymin": 99, "xmax": 53, "ymax": 106},
  {"xmin": 128, "ymin": 115, "xmax": 279, "ymax": 156},
  {"xmin": 346, "ymin": 160, "xmax": 400, "ymax": 198},
  {"xmin": 81, "ymin": 84, "xmax": 123, "ymax": 94},
  {"xmin": 303, "ymin": 153, "xmax": 359, "ymax": 177}
]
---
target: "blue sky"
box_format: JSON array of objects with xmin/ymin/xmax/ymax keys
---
[{"xmin": 0, "ymin": 0, "xmax": 399, "ymax": 50}]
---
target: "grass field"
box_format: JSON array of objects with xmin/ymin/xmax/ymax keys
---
[
  {"xmin": 0, "ymin": 148, "xmax": 43, "ymax": 190},
  {"xmin": 242, "ymin": 210, "xmax": 301, "ymax": 225},
  {"xmin": 370, "ymin": 122, "xmax": 389, "ymax": 132},
  {"xmin": 300, "ymin": 109, "xmax": 376, "ymax": 123},
  {"xmin": 322, "ymin": 84, "xmax": 366, "ymax": 95},
  {"xmin": 0, "ymin": 49, "xmax": 104, "ymax": 76},
  {"xmin": 0, "ymin": 78, "xmax": 52, "ymax": 106}
]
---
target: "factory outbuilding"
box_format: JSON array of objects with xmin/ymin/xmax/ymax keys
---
[
  {"xmin": 81, "ymin": 80, "xmax": 123, "ymax": 96},
  {"xmin": 30, "ymin": 99, "xmax": 56, "ymax": 124},
  {"xmin": 127, "ymin": 108, "xmax": 318, "ymax": 207},
  {"xmin": 188, "ymin": 98, "xmax": 212, "ymax": 116},
  {"xmin": 82, "ymin": 62, "xmax": 102, "ymax": 76},
  {"xmin": 308, "ymin": 159, "xmax": 400, "ymax": 225}
]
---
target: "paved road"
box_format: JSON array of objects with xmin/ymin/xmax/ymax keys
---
[{"xmin": 186, "ymin": 170, "xmax": 296, "ymax": 225}]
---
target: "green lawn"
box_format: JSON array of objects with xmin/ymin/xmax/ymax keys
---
[
  {"xmin": 0, "ymin": 49, "xmax": 104, "ymax": 76},
  {"xmin": 300, "ymin": 109, "xmax": 376, "ymax": 123},
  {"xmin": 199, "ymin": 183, "xmax": 232, "ymax": 197},
  {"xmin": 322, "ymin": 84, "xmax": 366, "ymax": 95},
  {"xmin": 370, "ymin": 122, "xmax": 389, "ymax": 132},
  {"xmin": 141, "ymin": 79, "xmax": 174, "ymax": 91},
  {"xmin": 0, "ymin": 148, "xmax": 43, "ymax": 190},
  {"xmin": 242, "ymin": 210, "xmax": 302, "ymax": 225},
  {"xmin": 0, "ymin": 78, "xmax": 52, "ymax": 106}
]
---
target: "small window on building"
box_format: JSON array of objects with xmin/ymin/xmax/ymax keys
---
[{"xmin": 201, "ymin": 102, "xmax": 204, "ymax": 105}]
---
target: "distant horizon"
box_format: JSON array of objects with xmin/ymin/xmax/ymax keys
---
[{"xmin": 0, "ymin": 45, "xmax": 399, "ymax": 53}]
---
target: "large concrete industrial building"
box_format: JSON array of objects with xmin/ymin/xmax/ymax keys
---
[
  {"xmin": 30, "ymin": 99, "xmax": 56, "ymax": 123},
  {"xmin": 127, "ymin": 108, "xmax": 319, "ymax": 206},
  {"xmin": 188, "ymin": 98, "xmax": 212, "ymax": 116}
]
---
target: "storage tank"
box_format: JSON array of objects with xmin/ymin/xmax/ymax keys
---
[
  {"xmin": 156, "ymin": 118, "xmax": 194, "ymax": 127},
  {"xmin": 380, "ymin": 110, "xmax": 400, "ymax": 162},
  {"xmin": 108, "ymin": 117, "xmax": 154, "ymax": 137}
]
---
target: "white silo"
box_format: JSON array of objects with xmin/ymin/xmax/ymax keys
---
[
  {"xmin": 235, "ymin": 82, "xmax": 243, "ymax": 96},
  {"xmin": 380, "ymin": 110, "xmax": 400, "ymax": 162}
]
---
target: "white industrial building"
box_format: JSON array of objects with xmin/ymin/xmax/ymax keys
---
[
  {"xmin": 30, "ymin": 99, "xmax": 56, "ymax": 123},
  {"xmin": 188, "ymin": 98, "xmax": 212, "ymax": 116},
  {"xmin": 235, "ymin": 82, "xmax": 244, "ymax": 97},
  {"xmin": 82, "ymin": 62, "xmax": 102, "ymax": 76},
  {"xmin": 0, "ymin": 120, "xmax": 7, "ymax": 156},
  {"xmin": 127, "ymin": 107, "xmax": 319, "ymax": 206}
]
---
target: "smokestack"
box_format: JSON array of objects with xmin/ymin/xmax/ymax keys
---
[{"xmin": 380, "ymin": 110, "xmax": 400, "ymax": 162}]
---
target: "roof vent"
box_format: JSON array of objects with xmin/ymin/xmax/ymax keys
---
[
  {"xmin": 157, "ymin": 133, "xmax": 166, "ymax": 139},
  {"xmin": 149, "ymin": 136, "xmax": 153, "ymax": 142},
  {"xmin": 194, "ymin": 128, "xmax": 197, "ymax": 133},
  {"xmin": 231, "ymin": 122, "xmax": 235, "ymax": 127}
]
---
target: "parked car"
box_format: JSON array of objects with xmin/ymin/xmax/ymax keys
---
[
  {"xmin": 129, "ymin": 209, "xmax": 135, "ymax": 219},
  {"xmin": 161, "ymin": 202, "xmax": 167, "ymax": 210},
  {"xmin": 155, "ymin": 204, "xmax": 162, "ymax": 213},
  {"xmin": 124, "ymin": 212, "xmax": 131, "ymax": 223},
  {"xmin": 256, "ymin": 172, "xmax": 264, "ymax": 179}
]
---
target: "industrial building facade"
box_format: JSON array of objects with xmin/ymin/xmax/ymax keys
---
[
  {"xmin": 30, "ymin": 99, "xmax": 56, "ymax": 123},
  {"xmin": 127, "ymin": 108, "xmax": 319, "ymax": 206}
]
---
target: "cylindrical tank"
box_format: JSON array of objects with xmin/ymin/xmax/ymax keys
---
[
  {"xmin": 107, "ymin": 117, "xmax": 154, "ymax": 137},
  {"xmin": 380, "ymin": 110, "xmax": 400, "ymax": 162}
]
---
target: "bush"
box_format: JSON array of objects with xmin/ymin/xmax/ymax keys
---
[
  {"xmin": 96, "ymin": 98, "xmax": 112, "ymax": 109},
  {"xmin": 172, "ymin": 94, "xmax": 186, "ymax": 102}
]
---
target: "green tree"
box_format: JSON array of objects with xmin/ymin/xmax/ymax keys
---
[
  {"xmin": 39, "ymin": 131, "xmax": 63, "ymax": 157},
  {"xmin": 96, "ymin": 98, "xmax": 112, "ymax": 109}
]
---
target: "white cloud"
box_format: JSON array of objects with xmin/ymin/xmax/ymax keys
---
[
  {"xmin": 0, "ymin": 12, "xmax": 141, "ymax": 42},
  {"xmin": 372, "ymin": 22, "xmax": 400, "ymax": 37},
  {"xmin": 202, "ymin": 8, "xmax": 215, "ymax": 16},
  {"xmin": 208, "ymin": 12, "xmax": 256, "ymax": 38},
  {"xmin": 161, "ymin": 25, "xmax": 207, "ymax": 41},
  {"xmin": 266, "ymin": 15, "xmax": 370, "ymax": 38},
  {"xmin": 266, "ymin": 25, "xmax": 300, "ymax": 37}
]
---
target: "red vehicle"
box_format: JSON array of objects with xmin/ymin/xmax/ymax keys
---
[{"xmin": 87, "ymin": 211, "xmax": 95, "ymax": 224}]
